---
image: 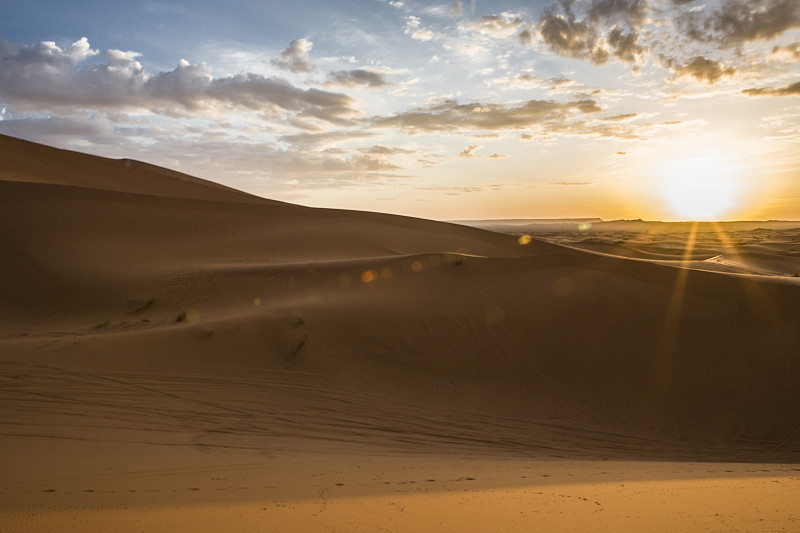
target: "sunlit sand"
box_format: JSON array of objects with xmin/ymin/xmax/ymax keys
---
[{"xmin": 2, "ymin": 135, "xmax": 799, "ymax": 531}]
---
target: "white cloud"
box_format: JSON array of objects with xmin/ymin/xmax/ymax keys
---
[
  {"xmin": 0, "ymin": 38, "xmax": 357, "ymax": 128},
  {"xmin": 0, "ymin": 38, "xmax": 147, "ymax": 107},
  {"xmin": 468, "ymin": 13, "xmax": 527, "ymax": 39},
  {"xmin": 405, "ymin": 16, "xmax": 436, "ymax": 41},
  {"xmin": 105, "ymin": 49, "xmax": 144, "ymax": 72},
  {"xmin": 270, "ymin": 39, "xmax": 315, "ymax": 73}
]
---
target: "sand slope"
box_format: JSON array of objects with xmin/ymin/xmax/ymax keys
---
[
  {"xmin": 0, "ymin": 134, "xmax": 273, "ymax": 204},
  {"xmin": 2, "ymin": 134, "xmax": 800, "ymax": 530}
]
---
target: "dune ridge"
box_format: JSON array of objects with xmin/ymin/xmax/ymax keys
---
[{"xmin": 2, "ymin": 134, "xmax": 799, "ymax": 530}]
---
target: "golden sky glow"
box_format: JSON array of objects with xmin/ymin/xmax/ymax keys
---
[{"xmin": 1, "ymin": 0, "xmax": 799, "ymax": 221}]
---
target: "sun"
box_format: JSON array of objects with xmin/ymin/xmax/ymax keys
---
[{"xmin": 661, "ymin": 156, "xmax": 740, "ymax": 220}]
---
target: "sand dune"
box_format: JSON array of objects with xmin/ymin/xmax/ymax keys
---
[
  {"xmin": 504, "ymin": 223, "xmax": 800, "ymax": 278},
  {"xmin": 2, "ymin": 134, "xmax": 799, "ymax": 531}
]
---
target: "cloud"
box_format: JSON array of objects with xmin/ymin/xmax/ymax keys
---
[
  {"xmin": 469, "ymin": 13, "xmax": 526, "ymax": 38},
  {"xmin": 363, "ymin": 145, "xmax": 413, "ymax": 155},
  {"xmin": 607, "ymin": 27, "xmax": 645, "ymax": 63},
  {"xmin": 677, "ymin": 0, "xmax": 800, "ymax": 47},
  {"xmin": 461, "ymin": 11, "xmax": 534, "ymax": 45},
  {"xmin": 668, "ymin": 55, "xmax": 736, "ymax": 83},
  {"xmin": 270, "ymin": 39, "xmax": 315, "ymax": 73},
  {"xmin": 370, "ymin": 98, "xmax": 601, "ymax": 134},
  {"xmin": 456, "ymin": 144, "xmax": 507, "ymax": 158},
  {"xmin": 605, "ymin": 113, "xmax": 638, "ymax": 121},
  {"xmin": 539, "ymin": 5, "xmax": 610, "ymax": 64},
  {"xmin": 0, "ymin": 38, "xmax": 146, "ymax": 107},
  {"xmin": 0, "ymin": 38, "xmax": 357, "ymax": 128},
  {"xmin": 147, "ymin": 65, "xmax": 356, "ymax": 122},
  {"xmin": 489, "ymin": 72, "xmax": 591, "ymax": 95},
  {"xmin": 537, "ymin": 0, "xmax": 649, "ymax": 65},
  {"xmin": 146, "ymin": 136, "xmax": 406, "ymax": 185},
  {"xmin": 280, "ymin": 130, "xmax": 377, "ymax": 149},
  {"xmin": 459, "ymin": 144, "xmax": 481, "ymax": 157},
  {"xmin": 518, "ymin": 27, "xmax": 534, "ymax": 45},
  {"xmin": 405, "ymin": 16, "xmax": 436, "ymax": 41},
  {"xmin": 326, "ymin": 69, "xmax": 389, "ymax": 88},
  {"xmin": 260, "ymin": 150, "xmax": 404, "ymax": 183},
  {"xmin": 420, "ymin": 186, "xmax": 482, "ymax": 195},
  {"xmin": 588, "ymin": 0, "xmax": 649, "ymax": 25},
  {"xmin": 770, "ymin": 42, "xmax": 800, "ymax": 61},
  {"xmin": 5, "ymin": 36, "xmax": 99, "ymax": 65},
  {"xmin": 0, "ymin": 114, "xmax": 114, "ymax": 141},
  {"xmin": 742, "ymin": 81, "xmax": 800, "ymax": 96}
]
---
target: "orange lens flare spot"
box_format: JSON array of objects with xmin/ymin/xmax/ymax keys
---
[
  {"xmin": 178, "ymin": 308, "xmax": 202, "ymax": 323},
  {"xmin": 253, "ymin": 297, "xmax": 261, "ymax": 306},
  {"xmin": 411, "ymin": 261, "xmax": 423, "ymax": 272},
  {"xmin": 361, "ymin": 270, "xmax": 378, "ymax": 283},
  {"xmin": 518, "ymin": 235, "xmax": 532, "ymax": 245},
  {"xmin": 380, "ymin": 267, "xmax": 393, "ymax": 279}
]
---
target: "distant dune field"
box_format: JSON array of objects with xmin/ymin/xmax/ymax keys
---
[{"xmin": 2, "ymin": 134, "xmax": 799, "ymax": 532}]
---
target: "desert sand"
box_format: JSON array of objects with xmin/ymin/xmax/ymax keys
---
[{"xmin": 1, "ymin": 133, "xmax": 799, "ymax": 531}]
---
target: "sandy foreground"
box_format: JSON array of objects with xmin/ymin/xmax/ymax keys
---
[
  {"xmin": 2, "ymin": 134, "xmax": 800, "ymax": 531},
  {"xmin": 3, "ymin": 444, "xmax": 800, "ymax": 532}
]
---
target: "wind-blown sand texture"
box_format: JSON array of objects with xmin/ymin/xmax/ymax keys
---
[{"xmin": 2, "ymin": 134, "xmax": 799, "ymax": 531}]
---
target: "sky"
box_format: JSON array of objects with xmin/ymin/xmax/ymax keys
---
[{"xmin": 1, "ymin": 0, "xmax": 799, "ymax": 221}]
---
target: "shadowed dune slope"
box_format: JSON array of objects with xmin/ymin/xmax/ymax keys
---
[
  {"xmin": 2, "ymin": 134, "xmax": 800, "ymax": 460},
  {"xmin": 0, "ymin": 134, "xmax": 274, "ymax": 204}
]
